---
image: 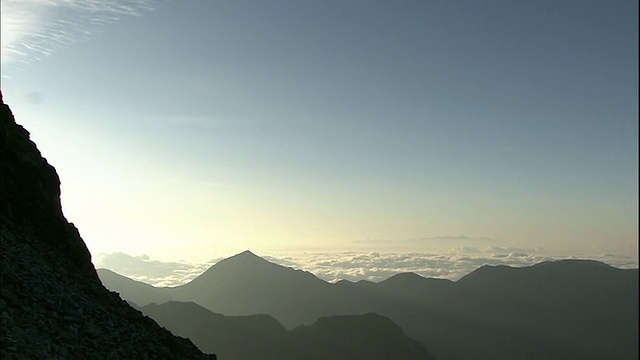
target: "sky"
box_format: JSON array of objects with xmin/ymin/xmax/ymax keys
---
[{"xmin": 1, "ymin": 0, "xmax": 638, "ymax": 273}]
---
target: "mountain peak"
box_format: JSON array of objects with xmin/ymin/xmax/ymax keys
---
[
  {"xmin": 457, "ymin": 259, "xmax": 629, "ymax": 289},
  {"xmin": 532, "ymin": 259, "xmax": 615, "ymax": 270},
  {"xmin": 186, "ymin": 249, "xmax": 322, "ymax": 290},
  {"xmin": 235, "ymin": 250, "xmax": 260, "ymax": 258},
  {"xmin": 221, "ymin": 250, "xmax": 271, "ymax": 266},
  {"xmin": 383, "ymin": 272, "xmax": 424, "ymax": 282}
]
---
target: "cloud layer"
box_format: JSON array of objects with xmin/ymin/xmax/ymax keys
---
[
  {"xmin": 93, "ymin": 252, "xmax": 220, "ymax": 287},
  {"xmin": 94, "ymin": 248, "xmax": 639, "ymax": 287}
]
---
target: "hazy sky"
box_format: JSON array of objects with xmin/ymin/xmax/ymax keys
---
[{"xmin": 1, "ymin": 0, "xmax": 638, "ymax": 263}]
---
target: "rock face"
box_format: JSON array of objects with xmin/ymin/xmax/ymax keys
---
[{"xmin": 0, "ymin": 97, "xmax": 215, "ymax": 359}]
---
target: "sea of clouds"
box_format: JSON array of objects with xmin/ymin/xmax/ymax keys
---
[{"xmin": 93, "ymin": 247, "xmax": 639, "ymax": 287}]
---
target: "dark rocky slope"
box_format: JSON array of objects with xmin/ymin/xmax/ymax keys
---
[{"xmin": 0, "ymin": 95, "xmax": 215, "ymax": 359}]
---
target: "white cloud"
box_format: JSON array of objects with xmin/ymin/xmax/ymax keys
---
[
  {"xmin": 93, "ymin": 252, "xmax": 218, "ymax": 287},
  {"xmin": 280, "ymin": 248, "xmax": 639, "ymax": 283},
  {"xmin": 95, "ymin": 249, "xmax": 639, "ymax": 287},
  {"xmin": 1, "ymin": 0, "xmax": 160, "ymax": 65}
]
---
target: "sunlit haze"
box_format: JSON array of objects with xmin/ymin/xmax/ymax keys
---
[{"xmin": 1, "ymin": 0, "xmax": 637, "ymax": 279}]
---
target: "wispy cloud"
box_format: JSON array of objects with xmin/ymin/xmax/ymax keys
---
[
  {"xmin": 94, "ymin": 248, "xmax": 639, "ymax": 287},
  {"xmin": 1, "ymin": 0, "xmax": 161, "ymax": 65}
]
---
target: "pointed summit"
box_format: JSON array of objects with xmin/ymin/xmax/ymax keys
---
[
  {"xmin": 189, "ymin": 250, "xmax": 304, "ymax": 285},
  {"xmin": 169, "ymin": 250, "xmax": 330, "ymax": 326},
  {"xmin": 209, "ymin": 250, "xmax": 274, "ymax": 271},
  {"xmin": 230, "ymin": 250, "xmax": 263, "ymax": 261},
  {"xmin": 238, "ymin": 250, "xmax": 257, "ymax": 256}
]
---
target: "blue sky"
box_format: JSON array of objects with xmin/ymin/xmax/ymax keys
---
[{"xmin": 1, "ymin": 0, "xmax": 637, "ymax": 262}]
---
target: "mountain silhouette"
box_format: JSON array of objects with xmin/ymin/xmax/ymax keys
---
[
  {"xmin": 101, "ymin": 251, "xmax": 639, "ymax": 359},
  {"xmin": 166, "ymin": 250, "xmax": 339, "ymax": 325},
  {"xmin": 370, "ymin": 272, "xmax": 455, "ymax": 305},
  {"xmin": 141, "ymin": 301, "xmax": 291, "ymax": 359},
  {"xmin": 289, "ymin": 313, "xmax": 433, "ymax": 360},
  {"xmin": 438, "ymin": 259, "xmax": 639, "ymax": 359},
  {"xmin": 0, "ymin": 96, "xmax": 214, "ymax": 358},
  {"xmin": 141, "ymin": 301, "xmax": 435, "ymax": 360},
  {"xmin": 97, "ymin": 268, "xmax": 169, "ymax": 307}
]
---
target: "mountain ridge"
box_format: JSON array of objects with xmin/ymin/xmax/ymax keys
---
[
  {"xmin": 141, "ymin": 301, "xmax": 435, "ymax": 360},
  {"xmin": 100, "ymin": 250, "xmax": 639, "ymax": 360}
]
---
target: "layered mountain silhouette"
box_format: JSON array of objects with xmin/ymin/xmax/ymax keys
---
[
  {"xmin": 141, "ymin": 301, "xmax": 433, "ymax": 360},
  {"xmin": 168, "ymin": 250, "xmax": 338, "ymax": 322},
  {"xmin": 0, "ymin": 96, "xmax": 214, "ymax": 358},
  {"xmin": 0, "ymin": 96, "xmax": 434, "ymax": 359},
  {"xmin": 100, "ymin": 251, "xmax": 639, "ymax": 360},
  {"xmin": 99, "ymin": 251, "xmax": 436, "ymax": 358}
]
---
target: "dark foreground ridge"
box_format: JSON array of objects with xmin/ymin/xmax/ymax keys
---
[
  {"xmin": 140, "ymin": 301, "xmax": 435, "ymax": 360},
  {"xmin": 0, "ymin": 95, "xmax": 215, "ymax": 359}
]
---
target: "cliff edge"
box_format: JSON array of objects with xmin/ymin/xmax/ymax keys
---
[{"xmin": 0, "ymin": 94, "xmax": 216, "ymax": 359}]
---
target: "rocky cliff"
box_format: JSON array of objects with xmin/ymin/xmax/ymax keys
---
[{"xmin": 0, "ymin": 95, "xmax": 215, "ymax": 359}]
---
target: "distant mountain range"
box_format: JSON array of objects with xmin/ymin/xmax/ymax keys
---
[{"xmin": 99, "ymin": 251, "xmax": 639, "ymax": 360}]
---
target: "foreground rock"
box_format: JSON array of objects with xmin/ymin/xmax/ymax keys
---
[{"xmin": 0, "ymin": 96, "xmax": 215, "ymax": 359}]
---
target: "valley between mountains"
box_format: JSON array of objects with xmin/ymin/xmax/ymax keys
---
[{"xmin": 99, "ymin": 250, "xmax": 639, "ymax": 360}]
